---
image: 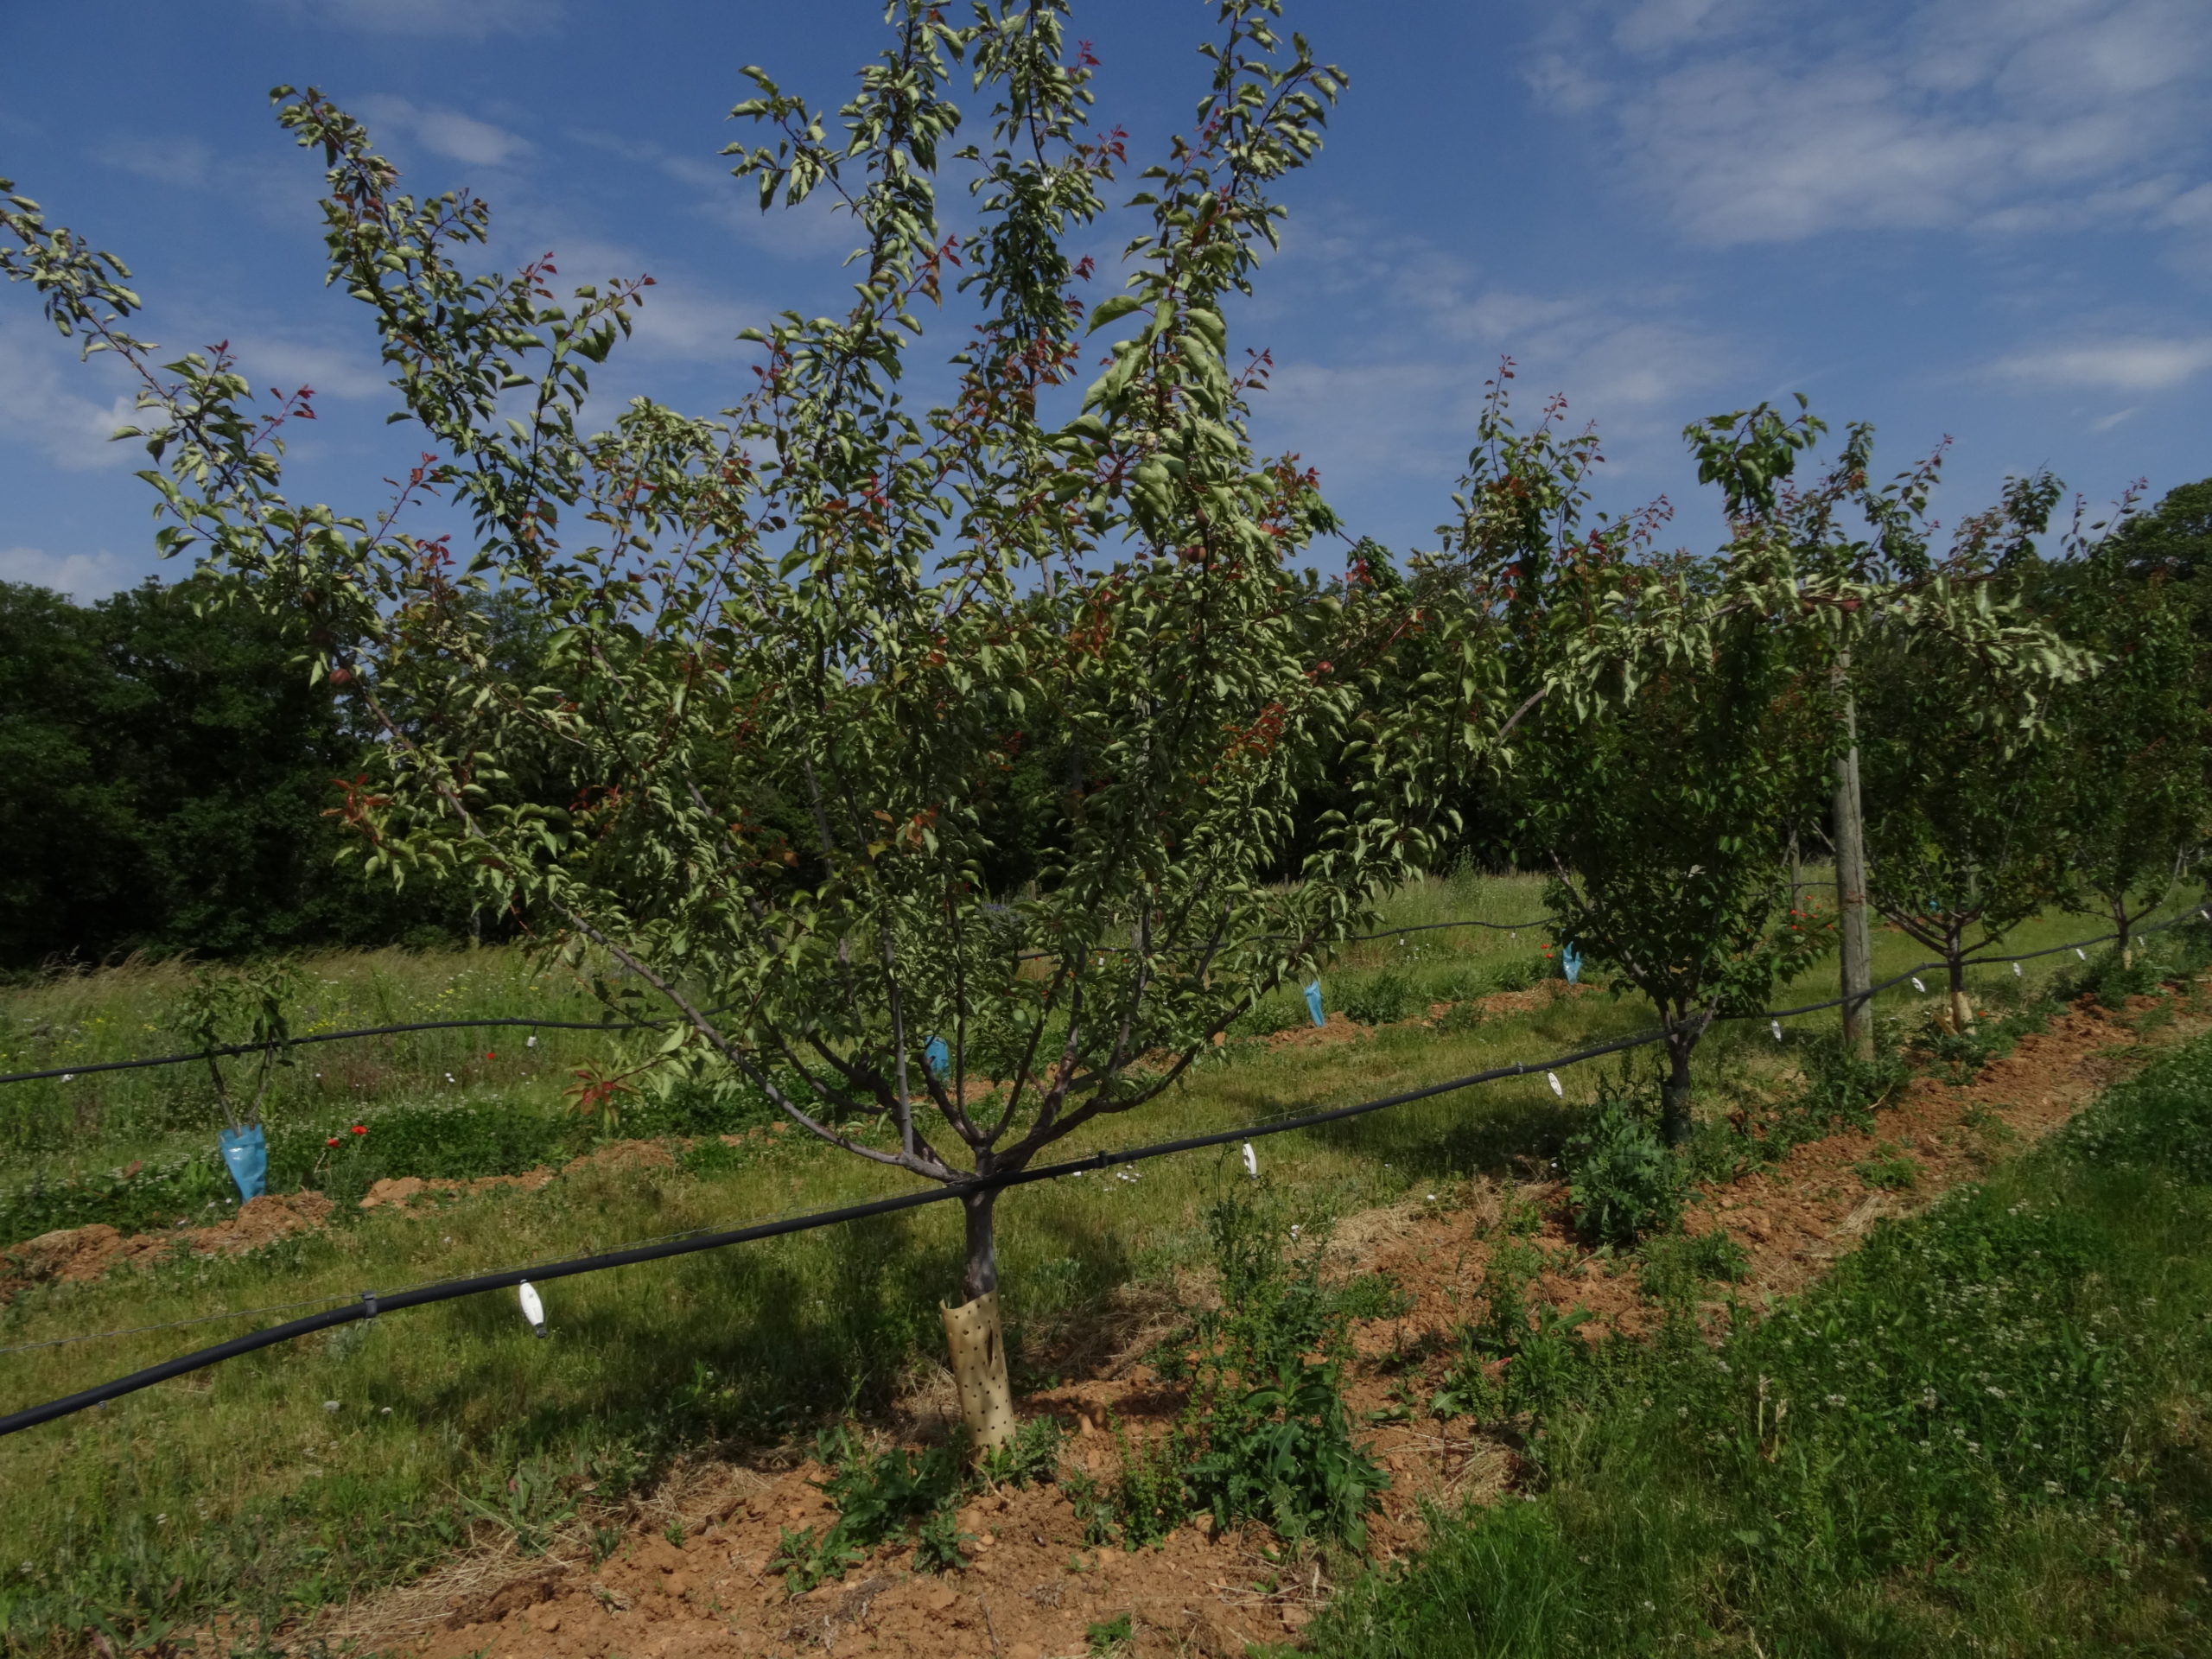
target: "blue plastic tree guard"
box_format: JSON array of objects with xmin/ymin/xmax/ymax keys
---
[
  {"xmin": 1304, "ymin": 980, "xmax": 1325, "ymax": 1027},
  {"xmin": 218, "ymin": 1123, "xmax": 267, "ymax": 1203}
]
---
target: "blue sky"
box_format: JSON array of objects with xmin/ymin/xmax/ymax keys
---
[{"xmin": 3, "ymin": 0, "xmax": 2209, "ymax": 599}]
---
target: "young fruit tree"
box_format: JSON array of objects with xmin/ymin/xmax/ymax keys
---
[
  {"xmin": 2, "ymin": 1, "xmax": 1500, "ymax": 1442},
  {"xmin": 1849, "ymin": 467, "xmax": 2092, "ymax": 1030},
  {"xmin": 1447, "ymin": 384, "xmax": 1845, "ymax": 1145},
  {"xmin": 2036, "ymin": 493, "xmax": 2211, "ymax": 963}
]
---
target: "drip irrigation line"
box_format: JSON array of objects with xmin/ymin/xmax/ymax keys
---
[
  {"xmin": 1010, "ymin": 914, "xmax": 1551, "ymax": 963},
  {"xmin": 12, "ymin": 904, "xmax": 2194, "ymax": 1090},
  {"xmin": 3, "ymin": 903, "xmax": 2201, "ymax": 1435},
  {"xmin": 0, "ymin": 915, "xmax": 1554, "ymax": 1088},
  {"xmin": 0, "ymin": 1020, "xmax": 1674, "ymax": 1440},
  {"xmin": 0, "ymin": 1015, "xmax": 658, "ymax": 1089},
  {"xmin": 1723, "ymin": 907, "xmax": 2204, "ymax": 1026}
]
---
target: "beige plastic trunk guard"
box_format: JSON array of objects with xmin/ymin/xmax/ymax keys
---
[{"xmin": 940, "ymin": 1290, "xmax": 1016, "ymax": 1452}]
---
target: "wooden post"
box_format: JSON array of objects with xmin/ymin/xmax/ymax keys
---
[{"xmin": 1835, "ymin": 685, "xmax": 1875, "ymax": 1060}]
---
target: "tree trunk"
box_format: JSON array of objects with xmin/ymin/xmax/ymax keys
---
[
  {"xmin": 1834, "ymin": 689, "xmax": 1875, "ymax": 1060},
  {"xmin": 1947, "ymin": 955, "xmax": 1974, "ymax": 1032},
  {"xmin": 962, "ymin": 1187, "xmax": 999, "ymax": 1303},
  {"xmin": 1661, "ymin": 1028, "xmax": 1695, "ymax": 1147},
  {"xmin": 2113, "ymin": 898, "xmax": 2133, "ymax": 969},
  {"xmin": 944, "ymin": 1186, "xmax": 1014, "ymax": 1452}
]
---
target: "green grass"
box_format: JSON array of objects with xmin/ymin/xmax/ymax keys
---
[
  {"xmin": 1298, "ymin": 1033, "xmax": 2212, "ymax": 1659},
  {"xmin": 0, "ymin": 875, "xmax": 2199, "ymax": 1653}
]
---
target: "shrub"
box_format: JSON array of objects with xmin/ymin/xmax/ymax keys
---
[
  {"xmin": 1342, "ymin": 972, "xmax": 1414, "ymax": 1027},
  {"xmin": 978, "ymin": 1414, "xmax": 1065, "ymax": 1490},
  {"xmin": 1796, "ymin": 1039, "xmax": 1906, "ymax": 1133},
  {"xmin": 1488, "ymin": 956, "xmax": 1542, "ymax": 995},
  {"xmin": 0, "ymin": 1151, "xmax": 233, "ymax": 1241},
  {"xmin": 1853, "ymin": 1142, "xmax": 1919, "ymax": 1190},
  {"xmin": 1565, "ymin": 1095, "xmax": 1685, "ymax": 1247}
]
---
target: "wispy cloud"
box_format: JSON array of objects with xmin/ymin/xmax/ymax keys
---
[
  {"xmin": 356, "ymin": 95, "xmax": 534, "ymax": 168},
  {"xmin": 1533, "ymin": 0, "xmax": 2212, "ymax": 245},
  {"xmin": 0, "ymin": 316, "xmax": 144, "ymax": 472},
  {"xmin": 0, "ymin": 544, "xmax": 133, "ymax": 600},
  {"xmin": 226, "ymin": 332, "xmax": 393, "ymax": 402},
  {"xmin": 92, "ymin": 137, "xmax": 217, "ymax": 189},
  {"xmin": 1246, "ymin": 210, "xmax": 1745, "ymax": 508},
  {"xmin": 1991, "ymin": 335, "xmax": 2212, "ymax": 392},
  {"xmin": 569, "ymin": 126, "xmax": 863, "ymax": 260}
]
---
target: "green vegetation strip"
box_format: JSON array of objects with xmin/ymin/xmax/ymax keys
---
[{"xmin": 1300, "ymin": 1034, "xmax": 2212, "ymax": 1658}]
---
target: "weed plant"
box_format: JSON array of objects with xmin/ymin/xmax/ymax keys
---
[
  {"xmin": 1429, "ymin": 1231, "xmax": 1599, "ymax": 1423},
  {"xmin": 1562, "ymin": 1078, "xmax": 1685, "ymax": 1247},
  {"xmin": 771, "ymin": 1418, "xmax": 1051, "ymax": 1591},
  {"xmin": 1853, "ymin": 1141, "xmax": 1921, "ymax": 1190},
  {"xmin": 1307, "ymin": 1033, "xmax": 2212, "ymax": 1656},
  {"xmin": 1341, "ymin": 972, "xmax": 1415, "ymax": 1027},
  {"xmin": 1073, "ymin": 1182, "xmax": 1386, "ymax": 1553},
  {"xmin": 1633, "ymin": 1228, "xmax": 1748, "ymax": 1310}
]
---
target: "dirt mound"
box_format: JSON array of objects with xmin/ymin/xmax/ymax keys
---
[
  {"xmin": 359, "ymin": 1135, "xmax": 700, "ymax": 1212},
  {"xmin": 1263, "ymin": 1009, "xmax": 1368, "ymax": 1051},
  {"xmin": 4, "ymin": 1127, "xmax": 746, "ymax": 1280},
  {"xmin": 2, "ymin": 1192, "xmax": 334, "ymax": 1302}
]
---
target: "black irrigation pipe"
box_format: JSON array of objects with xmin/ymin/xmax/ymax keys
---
[
  {"xmin": 0, "ymin": 917, "xmax": 1554, "ymax": 1088},
  {"xmin": 0, "ymin": 1024, "xmax": 1668, "ymax": 1440},
  {"xmin": 0, "ymin": 1016, "xmax": 661, "ymax": 1089},
  {"xmin": 3, "ymin": 905, "xmax": 2203, "ymax": 1439},
  {"xmin": 1726, "ymin": 906, "xmax": 2209, "ymax": 1025}
]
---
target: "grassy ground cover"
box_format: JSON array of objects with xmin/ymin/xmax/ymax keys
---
[
  {"xmin": 0, "ymin": 876, "xmax": 2198, "ymax": 1652},
  {"xmin": 0, "ymin": 869, "xmax": 2172, "ymax": 1215},
  {"xmin": 1300, "ymin": 1032, "xmax": 2212, "ymax": 1658}
]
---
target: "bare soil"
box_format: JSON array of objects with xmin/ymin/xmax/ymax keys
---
[
  {"xmin": 0, "ymin": 1191, "xmax": 336, "ymax": 1299},
  {"xmin": 0, "ymin": 1131, "xmax": 773, "ymax": 1302},
  {"xmin": 296, "ymin": 982, "xmax": 2209, "ymax": 1659}
]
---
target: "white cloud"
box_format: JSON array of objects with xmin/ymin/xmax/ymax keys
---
[
  {"xmin": 481, "ymin": 228, "xmax": 762, "ymax": 366},
  {"xmin": 272, "ymin": 0, "xmax": 558, "ymax": 38},
  {"xmin": 1612, "ymin": 0, "xmax": 1741, "ymax": 54},
  {"xmin": 227, "ymin": 334, "xmax": 391, "ymax": 402},
  {"xmin": 93, "ymin": 137, "xmax": 215, "ymax": 188},
  {"xmin": 2161, "ymin": 182, "xmax": 2212, "ymax": 226},
  {"xmin": 0, "ymin": 545, "xmax": 133, "ymax": 600},
  {"xmin": 356, "ymin": 96, "xmax": 533, "ymax": 168},
  {"xmin": 570, "ymin": 127, "xmax": 863, "ymax": 260},
  {"xmin": 1541, "ymin": 0, "xmax": 2212, "ymax": 245},
  {"xmin": 1248, "ymin": 212, "xmax": 1745, "ymax": 493},
  {"xmin": 1991, "ymin": 335, "xmax": 2212, "ymax": 391},
  {"xmin": 0, "ymin": 316, "xmax": 144, "ymax": 472},
  {"xmin": 1521, "ymin": 53, "xmax": 1608, "ymax": 114},
  {"xmin": 625, "ymin": 284, "xmax": 758, "ymax": 361}
]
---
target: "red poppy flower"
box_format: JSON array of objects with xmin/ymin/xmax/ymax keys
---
[
  {"xmin": 326, "ymin": 1136, "xmax": 340, "ymax": 1147},
  {"xmin": 351, "ymin": 1124, "xmax": 366, "ymax": 1135}
]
